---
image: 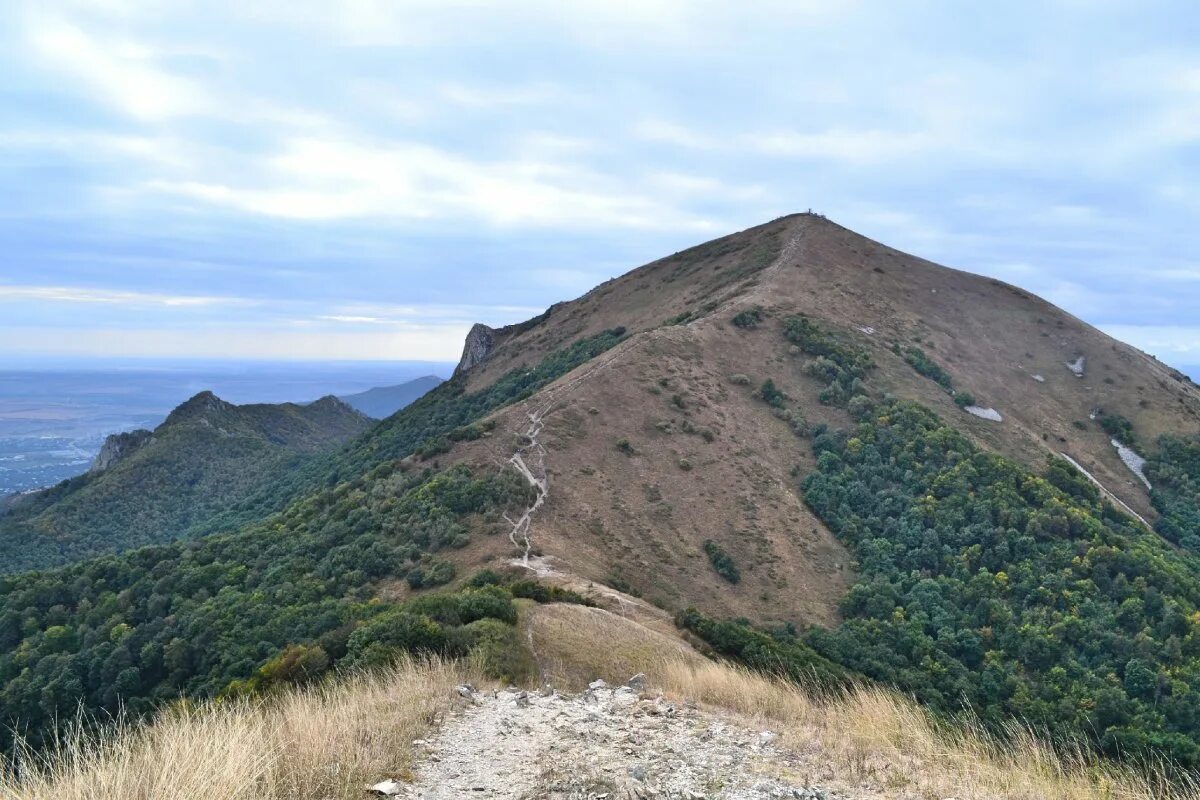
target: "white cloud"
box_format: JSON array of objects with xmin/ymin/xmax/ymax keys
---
[
  {"xmin": 0, "ymin": 285, "xmax": 247, "ymax": 307},
  {"xmin": 24, "ymin": 14, "xmax": 215, "ymax": 120},
  {"xmin": 744, "ymin": 128, "xmax": 938, "ymax": 164},
  {"xmin": 146, "ymin": 136, "xmax": 721, "ymax": 230},
  {"xmin": 1099, "ymin": 325, "xmax": 1200, "ymax": 357},
  {"xmin": 0, "ymin": 324, "xmax": 472, "ymax": 361}
]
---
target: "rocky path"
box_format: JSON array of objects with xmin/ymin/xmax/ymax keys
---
[{"xmin": 383, "ymin": 681, "xmax": 850, "ymax": 800}]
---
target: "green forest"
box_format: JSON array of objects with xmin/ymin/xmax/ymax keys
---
[
  {"xmin": 764, "ymin": 315, "xmax": 1200, "ymax": 768},
  {"xmin": 0, "ymin": 328, "xmax": 626, "ymax": 754},
  {"xmin": 0, "ymin": 396, "xmax": 371, "ymax": 573}
]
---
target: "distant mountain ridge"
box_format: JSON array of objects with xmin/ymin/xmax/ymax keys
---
[
  {"xmin": 338, "ymin": 375, "xmax": 443, "ymax": 418},
  {"xmin": 0, "ymin": 391, "xmax": 369, "ymax": 571}
]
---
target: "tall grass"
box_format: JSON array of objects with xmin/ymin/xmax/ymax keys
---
[
  {"xmin": 655, "ymin": 659, "xmax": 1199, "ymax": 800},
  {"xmin": 531, "ymin": 602, "xmax": 1199, "ymax": 800},
  {"xmin": 0, "ymin": 658, "xmax": 466, "ymax": 800}
]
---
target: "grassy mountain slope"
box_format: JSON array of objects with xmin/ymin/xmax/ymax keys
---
[
  {"xmin": 1, "ymin": 214, "xmax": 1199, "ymax": 771},
  {"xmin": 0, "ymin": 393, "xmax": 369, "ymax": 571},
  {"xmin": 338, "ymin": 375, "xmax": 443, "ymax": 419}
]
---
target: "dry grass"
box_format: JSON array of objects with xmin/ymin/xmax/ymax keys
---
[
  {"xmin": 525, "ymin": 602, "xmax": 1197, "ymax": 800},
  {"xmin": 0, "ymin": 658, "xmax": 468, "ymax": 800},
  {"xmin": 525, "ymin": 601, "xmax": 704, "ymax": 689},
  {"xmin": 654, "ymin": 659, "xmax": 1197, "ymax": 800}
]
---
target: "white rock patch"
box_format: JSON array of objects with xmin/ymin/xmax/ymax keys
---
[
  {"xmin": 856, "ymin": 325, "xmax": 875, "ymax": 335},
  {"xmin": 1066, "ymin": 356, "xmax": 1086, "ymax": 378},
  {"xmin": 1031, "ymin": 374, "xmax": 1045, "ymax": 383},
  {"xmin": 395, "ymin": 685, "xmax": 856, "ymax": 799},
  {"xmin": 1112, "ymin": 439, "xmax": 1152, "ymax": 490},
  {"xmin": 964, "ymin": 405, "xmax": 1003, "ymax": 422}
]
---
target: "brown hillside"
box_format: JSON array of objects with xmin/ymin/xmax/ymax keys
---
[{"xmin": 438, "ymin": 214, "xmax": 1200, "ymax": 625}]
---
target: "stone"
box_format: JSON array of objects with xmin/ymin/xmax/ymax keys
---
[
  {"xmin": 455, "ymin": 684, "xmax": 475, "ymax": 698},
  {"xmin": 629, "ymin": 763, "xmax": 647, "ymax": 782},
  {"xmin": 626, "ymin": 672, "xmax": 648, "ymax": 689},
  {"xmin": 589, "ymin": 678, "xmax": 609, "ymax": 690},
  {"xmin": 368, "ymin": 778, "xmax": 404, "ymax": 796},
  {"xmin": 454, "ymin": 323, "xmax": 498, "ymax": 375}
]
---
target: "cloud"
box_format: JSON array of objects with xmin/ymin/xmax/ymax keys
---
[
  {"xmin": 1099, "ymin": 325, "xmax": 1200, "ymax": 357},
  {"xmin": 0, "ymin": 285, "xmax": 247, "ymax": 307},
  {"xmin": 23, "ymin": 14, "xmax": 215, "ymax": 120},
  {"xmin": 0, "ymin": 324, "xmax": 473, "ymax": 361},
  {"xmin": 146, "ymin": 136, "xmax": 722, "ymax": 230}
]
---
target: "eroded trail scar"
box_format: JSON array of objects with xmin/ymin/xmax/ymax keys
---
[
  {"xmin": 503, "ymin": 407, "xmax": 547, "ymax": 567},
  {"xmin": 500, "ymin": 341, "xmax": 633, "ymax": 570}
]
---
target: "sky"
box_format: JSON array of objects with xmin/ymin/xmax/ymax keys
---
[{"xmin": 2, "ymin": 1, "xmax": 1199, "ymax": 367}]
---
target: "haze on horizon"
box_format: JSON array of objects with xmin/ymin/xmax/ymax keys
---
[{"xmin": 2, "ymin": 1, "xmax": 1199, "ymax": 368}]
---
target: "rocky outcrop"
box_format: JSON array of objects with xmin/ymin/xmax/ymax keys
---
[
  {"xmin": 454, "ymin": 323, "xmax": 498, "ymax": 376},
  {"xmin": 89, "ymin": 429, "xmax": 153, "ymax": 474}
]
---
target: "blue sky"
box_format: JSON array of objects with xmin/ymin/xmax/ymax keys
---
[{"xmin": 2, "ymin": 1, "xmax": 1199, "ymax": 366}]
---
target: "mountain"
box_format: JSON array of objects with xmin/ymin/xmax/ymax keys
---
[
  {"xmin": 1, "ymin": 214, "xmax": 1199, "ymax": 771},
  {"xmin": 337, "ymin": 375, "xmax": 444, "ymax": 418},
  {"xmin": 0, "ymin": 392, "xmax": 369, "ymax": 571}
]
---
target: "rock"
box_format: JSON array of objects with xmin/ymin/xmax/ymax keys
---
[
  {"xmin": 368, "ymin": 778, "xmax": 404, "ymax": 796},
  {"xmin": 589, "ymin": 678, "xmax": 609, "ymax": 690},
  {"xmin": 759, "ymin": 730, "xmax": 777, "ymax": 745},
  {"xmin": 515, "ymin": 691, "xmax": 530, "ymax": 707},
  {"xmin": 89, "ymin": 429, "xmax": 153, "ymax": 474},
  {"xmin": 540, "ymin": 683, "xmax": 555, "ymax": 697},
  {"xmin": 455, "ymin": 684, "xmax": 475, "ymax": 698},
  {"xmin": 629, "ymin": 763, "xmax": 647, "ymax": 782},
  {"xmin": 626, "ymin": 672, "xmax": 647, "ymax": 690},
  {"xmin": 454, "ymin": 323, "xmax": 498, "ymax": 375}
]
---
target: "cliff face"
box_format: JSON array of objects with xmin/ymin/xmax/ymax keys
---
[
  {"xmin": 454, "ymin": 323, "xmax": 498, "ymax": 375},
  {"xmin": 89, "ymin": 429, "xmax": 153, "ymax": 474}
]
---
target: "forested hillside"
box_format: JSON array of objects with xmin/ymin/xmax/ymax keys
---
[
  {"xmin": 0, "ymin": 329, "xmax": 626, "ymax": 753},
  {"xmin": 685, "ymin": 315, "xmax": 1200, "ymax": 767},
  {"xmin": 0, "ymin": 394, "xmax": 370, "ymax": 572}
]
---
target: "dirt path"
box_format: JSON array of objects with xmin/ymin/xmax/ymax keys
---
[{"xmin": 391, "ymin": 683, "xmax": 851, "ymax": 799}]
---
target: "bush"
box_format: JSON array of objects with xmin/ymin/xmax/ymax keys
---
[
  {"xmin": 758, "ymin": 379, "xmax": 786, "ymax": 409},
  {"xmin": 615, "ymin": 438, "xmax": 635, "ymax": 455},
  {"xmin": 703, "ymin": 540, "xmax": 740, "ymax": 583},
  {"xmin": 953, "ymin": 391, "xmax": 975, "ymax": 408},
  {"xmin": 732, "ymin": 308, "xmax": 764, "ymax": 329},
  {"xmin": 458, "ymin": 618, "xmax": 535, "ymax": 682},
  {"xmin": 343, "ymin": 612, "xmax": 447, "ymax": 668},
  {"xmin": 903, "ymin": 346, "xmax": 954, "ymax": 391},
  {"xmin": 1097, "ymin": 411, "xmax": 1136, "ymax": 444}
]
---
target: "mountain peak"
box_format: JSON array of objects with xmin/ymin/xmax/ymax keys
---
[{"xmin": 164, "ymin": 390, "xmax": 232, "ymax": 425}]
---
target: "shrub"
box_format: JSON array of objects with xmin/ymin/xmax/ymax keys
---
[
  {"xmin": 678, "ymin": 458, "xmax": 693, "ymax": 471},
  {"xmin": 759, "ymin": 379, "xmax": 786, "ymax": 408},
  {"xmin": 703, "ymin": 540, "xmax": 740, "ymax": 583},
  {"xmin": 615, "ymin": 438, "xmax": 635, "ymax": 455},
  {"xmin": 731, "ymin": 307, "xmax": 764, "ymax": 329},
  {"xmin": 457, "ymin": 618, "xmax": 535, "ymax": 682},
  {"xmin": 1097, "ymin": 411, "xmax": 1135, "ymax": 444},
  {"xmin": 728, "ymin": 373, "xmax": 752, "ymax": 386},
  {"xmin": 953, "ymin": 391, "xmax": 975, "ymax": 408},
  {"xmin": 343, "ymin": 612, "xmax": 447, "ymax": 668},
  {"xmin": 903, "ymin": 346, "xmax": 954, "ymax": 391}
]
